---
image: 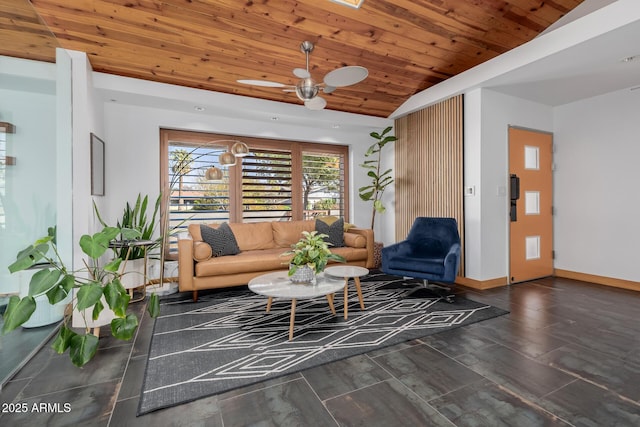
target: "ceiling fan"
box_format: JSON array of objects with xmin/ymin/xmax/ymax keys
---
[{"xmin": 237, "ymin": 41, "xmax": 368, "ymax": 110}]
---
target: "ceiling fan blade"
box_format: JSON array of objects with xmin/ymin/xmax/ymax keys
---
[
  {"xmin": 323, "ymin": 66, "xmax": 368, "ymax": 87},
  {"xmin": 237, "ymin": 79, "xmax": 287, "ymax": 88},
  {"xmin": 322, "ymin": 85, "xmax": 336, "ymax": 94},
  {"xmin": 304, "ymin": 96, "xmax": 326, "ymax": 110},
  {"xmin": 293, "ymin": 68, "xmax": 310, "ymax": 78}
]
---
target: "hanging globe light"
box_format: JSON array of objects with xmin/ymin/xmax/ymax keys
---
[
  {"xmin": 219, "ymin": 151, "xmax": 236, "ymax": 167},
  {"xmin": 205, "ymin": 167, "xmax": 223, "ymax": 181},
  {"xmin": 231, "ymin": 141, "xmax": 250, "ymax": 157}
]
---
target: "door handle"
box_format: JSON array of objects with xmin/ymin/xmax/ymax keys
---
[{"xmin": 510, "ymin": 174, "xmax": 519, "ymax": 222}]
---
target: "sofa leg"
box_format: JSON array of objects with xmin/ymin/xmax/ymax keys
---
[{"xmin": 192, "ymin": 290, "xmax": 198, "ymax": 302}]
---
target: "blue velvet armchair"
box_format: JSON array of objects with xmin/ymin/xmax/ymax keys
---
[{"xmin": 382, "ymin": 217, "xmax": 461, "ymax": 301}]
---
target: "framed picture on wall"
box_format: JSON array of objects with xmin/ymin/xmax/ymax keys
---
[{"xmin": 90, "ymin": 133, "xmax": 105, "ymax": 196}]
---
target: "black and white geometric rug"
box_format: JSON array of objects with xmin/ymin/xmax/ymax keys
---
[{"xmin": 138, "ymin": 271, "xmax": 508, "ymax": 415}]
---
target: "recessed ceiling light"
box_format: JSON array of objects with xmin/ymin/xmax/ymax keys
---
[
  {"xmin": 271, "ymin": 116, "xmax": 279, "ymax": 121},
  {"xmin": 332, "ymin": 124, "xmax": 341, "ymax": 129},
  {"xmin": 194, "ymin": 106, "xmax": 205, "ymax": 112},
  {"xmin": 331, "ymin": 0, "xmax": 364, "ymax": 8}
]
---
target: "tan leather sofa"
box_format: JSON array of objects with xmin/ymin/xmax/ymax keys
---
[{"xmin": 178, "ymin": 220, "xmax": 375, "ymax": 301}]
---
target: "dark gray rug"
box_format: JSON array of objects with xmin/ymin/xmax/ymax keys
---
[{"xmin": 138, "ymin": 271, "xmax": 508, "ymax": 415}]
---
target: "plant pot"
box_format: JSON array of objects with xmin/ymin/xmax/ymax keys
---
[
  {"xmin": 289, "ymin": 265, "xmax": 316, "ymax": 284},
  {"xmin": 72, "ymin": 295, "xmax": 116, "ymax": 329},
  {"xmin": 120, "ymin": 258, "xmax": 146, "ymax": 290},
  {"xmin": 373, "ymin": 241, "xmax": 383, "ymax": 269}
]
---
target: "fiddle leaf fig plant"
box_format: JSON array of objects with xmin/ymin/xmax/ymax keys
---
[
  {"xmin": 358, "ymin": 126, "xmax": 397, "ymax": 229},
  {"xmin": 2, "ymin": 225, "xmax": 160, "ymax": 367}
]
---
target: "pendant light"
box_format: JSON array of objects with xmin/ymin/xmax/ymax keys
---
[
  {"xmin": 231, "ymin": 140, "xmax": 250, "ymax": 157},
  {"xmin": 219, "ymin": 151, "xmax": 236, "ymax": 167},
  {"xmin": 205, "ymin": 166, "xmax": 223, "ymax": 181}
]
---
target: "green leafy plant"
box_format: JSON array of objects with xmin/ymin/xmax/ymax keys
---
[
  {"xmin": 94, "ymin": 194, "xmax": 160, "ymax": 260},
  {"xmin": 2, "ymin": 226, "xmax": 160, "ymax": 367},
  {"xmin": 358, "ymin": 126, "xmax": 397, "ymax": 229},
  {"xmin": 282, "ymin": 231, "xmax": 346, "ymax": 275}
]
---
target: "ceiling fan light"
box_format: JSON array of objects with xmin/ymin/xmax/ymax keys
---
[
  {"xmin": 305, "ymin": 96, "xmax": 327, "ymax": 110},
  {"xmin": 205, "ymin": 167, "xmax": 223, "ymax": 181},
  {"xmin": 219, "ymin": 151, "xmax": 236, "ymax": 166},
  {"xmin": 231, "ymin": 141, "xmax": 250, "ymax": 157},
  {"xmin": 295, "ymin": 77, "xmax": 319, "ymax": 101}
]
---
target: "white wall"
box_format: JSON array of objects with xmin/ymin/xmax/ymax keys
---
[
  {"xmin": 464, "ymin": 89, "xmax": 553, "ymax": 281},
  {"xmin": 67, "ymin": 51, "xmax": 105, "ymax": 266},
  {"xmin": 554, "ymin": 87, "xmax": 640, "ymax": 281},
  {"xmin": 87, "ymin": 73, "xmax": 392, "ymax": 241}
]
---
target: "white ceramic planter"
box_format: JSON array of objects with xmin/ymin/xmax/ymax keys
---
[{"xmin": 119, "ymin": 258, "xmax": 146, "ymax": 290}]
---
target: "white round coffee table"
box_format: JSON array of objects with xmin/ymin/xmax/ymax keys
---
[
  {"xmin": 324, "ymin": 265, "xmax": 369, "ymax": 320},
  {"xmin": 248, "ymin": 270, "xmax": 345, "ymax": 340}
]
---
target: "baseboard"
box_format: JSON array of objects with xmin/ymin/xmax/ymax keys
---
[
  {"xmin": 456, "ymin": 271, "xmax": 640, "ymax": 292},
  {"xmin": 554, "ymin": 269, "xmax": 640, "ymax": 292},
  {"xmin": 455, "ymin": 276, "xmax": 508, "ymax": 290}
]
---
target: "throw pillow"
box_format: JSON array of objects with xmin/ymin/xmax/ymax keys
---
[
  {"xmin": 316, "ymin": 215, "xmax": 339, "ymax": 225},
  {"xmin": 315, "ymin": 217, "xmax": 344, "ymax": 248},
  {"xmin": 317, "ymin": 215, "xmax": 355, "ymax": 231},
  {"xmin": 200, "ymin": 223, "xmax": 240, "ymax": 257}
]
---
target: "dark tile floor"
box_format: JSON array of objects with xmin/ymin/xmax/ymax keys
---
[{"xmin": 1, "ymin": 277, "xmax": 640, "ymax": 426}]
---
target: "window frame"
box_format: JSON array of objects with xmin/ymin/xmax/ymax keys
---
[{"xmin": 160, "ymin": 129, "xmax": 350, "ymax": 232}]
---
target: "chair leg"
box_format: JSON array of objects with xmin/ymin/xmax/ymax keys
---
[
  {"xmin": 407, "ymin": 279, "xmax": 455, "ymax": 303},
  {"xmin": 192, "ymin": 290, "xmax": 198, "ymax": 302}
]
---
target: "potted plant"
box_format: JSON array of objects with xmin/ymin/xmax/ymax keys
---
[
  {"xmin": 94, "ymin": 194, "xmax": 160, "ymax": 290},
  {"xmin": 2, "ymin": 226, "xmax": 160, "ymax": 367},
  {"xmin": 358, "ymin": 126, "xmax": 397, "ymax": 230},
  {"xmin": 358, "ymin": 126, "xmax": 397, "ymax": 268},
  {"xmin": 282, "ymin": 231, "xmax": 345, "ymax": 283}
]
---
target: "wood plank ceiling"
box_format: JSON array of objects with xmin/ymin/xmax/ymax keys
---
[{"xmin": 2, "ymin": 0, "xmax": 584, "ymax": 117}]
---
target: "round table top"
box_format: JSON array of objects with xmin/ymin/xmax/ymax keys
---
[
  {"xmin": 248, "ymin": 270, "xmax": 344, "ymax": 299},
  {"xmin": 324, "ymin": 265, "xmax": 369, "ymax": 278}
]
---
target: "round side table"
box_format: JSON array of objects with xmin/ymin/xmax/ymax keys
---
[{"xmin": 324, "ymin": 265, "xmax": 369, "ymax": 319}]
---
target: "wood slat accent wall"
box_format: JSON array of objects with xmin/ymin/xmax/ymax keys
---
[{"xmin": 394, "ymin": 95, "xmax": 465, "ymax": 276}]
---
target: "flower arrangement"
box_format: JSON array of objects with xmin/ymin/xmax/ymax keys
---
[{"xmin": 283, "ymin": 230, "xmax": 345, "ymax": 276}]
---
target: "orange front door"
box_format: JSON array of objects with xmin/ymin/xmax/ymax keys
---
[{"xmin": 508, "ymin": 127, "xmax": 554, "ymax": 283}]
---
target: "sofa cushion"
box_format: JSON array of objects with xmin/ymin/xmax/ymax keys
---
[
  {"xmin": 195, "ymin": 248, "xmax": 289, "ymax": 277},
  {"xmin": 228, "ymin": 222, "xmax": 276, "ymax": 251},
  {"xmin": 272, "ymin": 220, "xmax": 315, "ymax": 248},
  {"xmin": 200, "ymin": 223, "xmax": 240, "ymax": 257},
  {"xmin": 188, "ymin": 223, "xmax": 205, "ymax": 241},
  {"xmin": 316, "ymin": 217, "xmax": 344, "ymax": 247}
]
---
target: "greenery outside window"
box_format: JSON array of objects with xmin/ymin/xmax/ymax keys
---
[{"xmin": 160, "ymin": 129, "xmax": 349, "ymax": 254}]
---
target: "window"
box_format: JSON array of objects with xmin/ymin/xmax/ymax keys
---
[
  {"xmin": 241, "ymin": 147, "xmax": 293, "ymax": 222},
  {"xmin": 160, "ymin": 130, "xmax": 349, "ymax": 253},
  {"xmin": 302, "ymin": 149, "xmax": 345, "ymax": 219}
]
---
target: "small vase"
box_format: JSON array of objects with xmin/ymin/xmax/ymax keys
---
[{"xmin": 289, "ymin": 265, "xmax": 316, "ymax": 284}]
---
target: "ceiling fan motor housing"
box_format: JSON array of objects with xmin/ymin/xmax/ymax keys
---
[{"xmin": 295, "ymin": 77, "xmax": 319, "ymax": 101}]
